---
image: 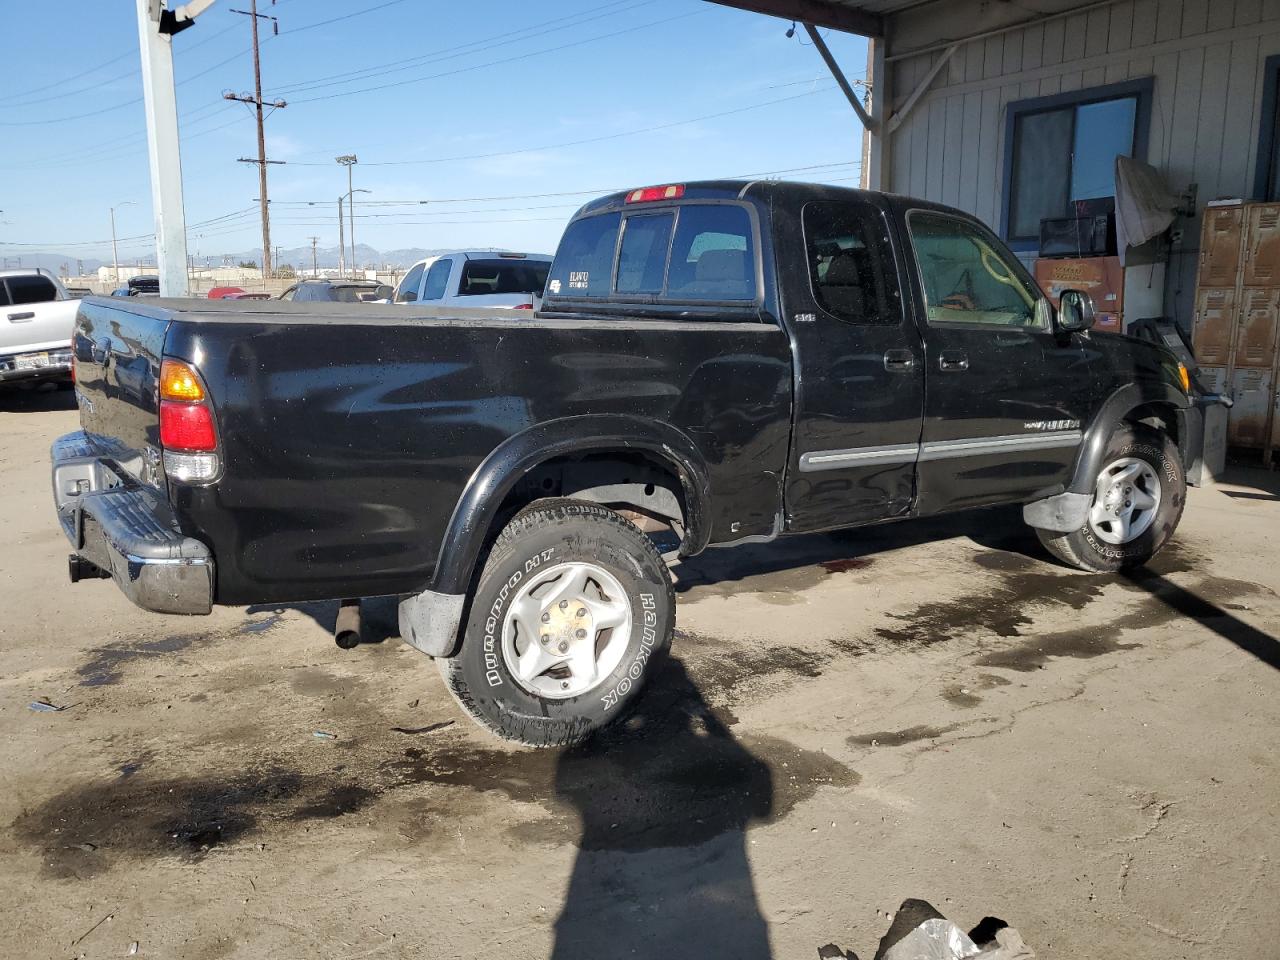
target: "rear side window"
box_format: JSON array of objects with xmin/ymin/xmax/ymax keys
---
[
  {"xmin": 802, "ymin": 201, "xmax": 902, "ymax": 324},
  {"xmin": 616, "ymin": 214, "xmax": 673, "ymax": 294},
  {"xmin": 395, "ymin": 262, "xmax": 425, "ymax": 302},
  {"xmin": 422, "ymin": 259, "xmax": 452, "ymax": 300},
  {"xmin": 0, "ymin": 284, "xmax": 10, "ymax": 307},
  {"xmin": 328, "ymin": 285, "xmax": 380, "ymax": 303},
  {"xmin": 666, "ymin": 205, "xmax": 755, "ymax": 301},
  {"xmin": 546, "ymin": 212, "xmax": 621, "ymax": 298},
  {"xmin": 6, "ymin": 274, "xmax": 59, "ymax": 305},
  {"xmin": 458, "ymin": 259, "xmax": 549, "ymax": 297}
]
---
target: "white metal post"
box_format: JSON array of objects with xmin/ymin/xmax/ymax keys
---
[{"xmin": 135, "ymin": 0, "xmax": 191, "ymax": 297}]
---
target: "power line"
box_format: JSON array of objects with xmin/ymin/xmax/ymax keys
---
[
  {"xmin": 284, "ymin": 8, "xmax": 705, "ymax": 106},
  {"xmin": 290, "ymin": 86, "xmax": 835, "ymax": 168},
  {"xmin": 267, "ymin": 0, "xmax": 651, "ymax": 99}
]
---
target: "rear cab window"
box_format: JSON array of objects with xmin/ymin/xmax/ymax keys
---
[
  {"xmin": 802, "ymin": 201, "xmax": 902, "ymax": 325},
  {"xmin": 458, "ymin": 259, "xmax": 550, "ymax": 297},
  {"xmin": 545, "ymin": 202, "xmax": 759, "ymax": 308},
  {"xmin": 5, "ymin": 274, "xmax": 59, "ymax": 305}
]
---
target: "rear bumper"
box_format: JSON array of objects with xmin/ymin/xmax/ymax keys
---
[
  {"xmin": 0, "ymin": 347, "xmax": 73, "ymax": 383},
  {"xmin": 51, "ymin": 431, "xmax": 213, "ymax": 615}
]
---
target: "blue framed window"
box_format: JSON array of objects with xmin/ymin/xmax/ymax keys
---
[
  {"xmin": 1254, "ymin": 55, "xmax": 1280, "ymax": 201},
  {"xmin": 1001, "ymin": 78, "xmax": 1154, "ymax": 251}
]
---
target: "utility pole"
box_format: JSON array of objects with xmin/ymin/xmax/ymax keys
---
[
  {"xmin": 227, "ymin": 0, "xmax": 285, "ymax": 282},
  {"xmin": 336, "ymin": 155, "xmax": 357, "ymax": 277},
  {"xmin": 337, "ymin": 197, "xmax": 346, "ymax": 277},
  {"xmin": 308, "ymin": 236, "xmax": 319, "ymax": 277}
]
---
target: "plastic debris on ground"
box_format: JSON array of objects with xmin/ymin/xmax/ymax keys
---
[
  {"xmin": 871, "ymin": 900, "xmax": 1034, "ymax": 960},
  {"xmin": 28, "ymin": 699, "xmax": 66, "ymax": 713},
  {"xmin": 312, "ymin": 730, "xmax": 337, "ymax": 740}
]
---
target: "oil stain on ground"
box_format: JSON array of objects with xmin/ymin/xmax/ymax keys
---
[
  {"xmin": 847, "ymin": 723, "xmax": 966, "ymax": 747},
  {"xmin": 387, "ymin": 660, "xmax": 856, "ymax": 851},
  {"xmin": 13, "ymin": 660, "xmax": 856, "ymax": 876},
  {"xmin": 76, "ymin": 632, "xmax": 216, "ymax": 687}
]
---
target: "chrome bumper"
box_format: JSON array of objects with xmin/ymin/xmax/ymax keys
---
[
  {"xmin": 0, "ymin": 348, "xmax": 73, "ymax": 383},
  {"xmin": 51, "ymin": 431, "xmax": 213, "ymax": 615}
]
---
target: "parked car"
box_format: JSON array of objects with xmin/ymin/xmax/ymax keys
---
[
  {"xmin": 392, "ymin": 251, "xmax": 552, "ymax": 309},
  {"xmin": 52, "ymin": 180, "xmax": 1219, "ymax": 747},
  {"xmin": 110, "ymin": 276, "xmax": 160, "ymax": 298},
  {"xmin": 207, "ymin": 286, "xmax": 246, "ymax": 299},
  {"xmin": 0, "ymin": 268, "xmax": 79, "ymax": 387},
  {"xmin": 280, "ymin": 279, "xmax": 393, "ymax": 303}
]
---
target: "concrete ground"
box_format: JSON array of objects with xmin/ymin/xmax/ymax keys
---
[{"xmin": 2, "ymin": 385, "xmax": 1277, "ymax": 960}]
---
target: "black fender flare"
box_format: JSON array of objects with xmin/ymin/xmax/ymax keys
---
[
  {"xmin": 1068, "ymin": 382, "xmax": 1191, "ymax": 496},
  {"xmin": 1025, "ymin": 383, "xmax": 1191, "ymax": 533},
  {"xmin": 429, "ymin": 414, "xmax": 712, "ymax": 596}
]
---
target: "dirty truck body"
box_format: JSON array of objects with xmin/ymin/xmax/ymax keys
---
[{"xmin": 52, "ymin": 181, "xmax": 1209, "ymax": 746}]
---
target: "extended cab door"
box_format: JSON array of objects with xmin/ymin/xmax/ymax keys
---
[
  {"xmin": 900, "ymin": 207, "xmax": 1093, "ymax": 513},
  {"xmin": 782, "ymin": 197, "xmax": 925, "ymax": 530}
]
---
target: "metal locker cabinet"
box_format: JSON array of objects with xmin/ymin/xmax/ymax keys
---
[
  {"xmin": 1192, "ymin": 288, "xmax": 1237, "ymax": 366},
  {"xmin": 1196, "ymin": 365, "xmax": 1230, "ymax": 396},
  {"xmin": 1228, "ymin": 368, "xmax": 1273, "ymax": 448},
  {"xmin": 1235, "ymin": 289, "xmax": 1280, "ymax": 368},
  {"xmin": 1198, "ymin": 205, "xmax": 1244, "ymax": 288},
  {"xmin": 1243, "ymin": 203, "xmax": 1280, "ymax": 286}
]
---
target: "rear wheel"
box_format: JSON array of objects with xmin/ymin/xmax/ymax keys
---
[
  {"xmin": 1037, "ymin": 424, "xmax": 1185, "ymax": 572},
  {"xmin": 438, "ymin": 499, "xmax": 675, "ymax": 747}
]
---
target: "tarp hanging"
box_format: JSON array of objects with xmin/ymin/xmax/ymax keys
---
[{"xmin": 1114, "ymin": 155, "xmax": 1182, "ymax": 264}]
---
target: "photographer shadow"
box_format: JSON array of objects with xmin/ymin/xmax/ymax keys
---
[{"xmin": 547, "ymin": 657, "xmax": 774, "ymax": 960}]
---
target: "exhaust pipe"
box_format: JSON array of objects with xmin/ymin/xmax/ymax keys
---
[
  {"xmin": 334, "ymin": 598, "xmax": 362, "ymax": 649},
  {"xmin": 68, "ymin": 554, "xmax": 111, "ymax": 583}
]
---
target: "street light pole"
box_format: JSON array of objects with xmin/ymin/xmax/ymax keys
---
[
  {"xmin": 110, "ymin": 200, "xmax": 135, "ymax": 284},
  {"xmin": 336, "ymin": 155, "xmax": 357, "ymax": 277}
]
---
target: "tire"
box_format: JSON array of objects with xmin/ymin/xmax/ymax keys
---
[
  {"xmin": 1037, "ymin": 423, "xmax": 1185, "ymax": 572},
  {"xmin": 438, "ymin": 498, "xmax": 675, "ymax": 747}
]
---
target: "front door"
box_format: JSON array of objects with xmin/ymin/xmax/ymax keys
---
[
  {"xmin": 783, "ymin": 197, "xmax": 925, "ymax": 531},
  {"xmin": 901, "ymin": 208, "xmax": 1094, "ymax": 514}
]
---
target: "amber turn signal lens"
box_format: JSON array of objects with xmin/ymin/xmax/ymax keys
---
[
  {"xmin": 160, "ymin": 358, "xmax": 205, "ymax": 402},
  {"xmin": 1177, "ymin": 363, "xmax": 1191, "ymax": 394}
]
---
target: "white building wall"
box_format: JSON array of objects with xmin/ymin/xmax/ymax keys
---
[{"xmin": 883, "ymin": 0, "xmax": 1280, "ymax": 329}]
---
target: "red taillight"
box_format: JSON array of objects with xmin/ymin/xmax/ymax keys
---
[
  {"xmin": 160, "ymin": 401, "xmax": 217, "ymax": 451},
  {"xmin": 513, "ymin": 302, "xmax": 534, "ymax": 309},
  {"xmin": 625, "ymin": 184, "xmax": 685, "ymax": 203}
]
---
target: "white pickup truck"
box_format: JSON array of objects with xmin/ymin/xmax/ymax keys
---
[
  {"xmin": 391, "ymin": 251, "xmax": 552, "ymax": 309},
  {"xmin": 0, "ymin": 269, "xmax": 79, "ymax": 387}
]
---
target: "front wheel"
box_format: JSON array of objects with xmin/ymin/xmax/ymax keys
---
[
  {"xmin": 1037, "ymin": 424, "xmax": 1185, "ymax": 572},
  {"xmin": 438, "ymin": 499, "xmax": 675, "ymax": 747}
]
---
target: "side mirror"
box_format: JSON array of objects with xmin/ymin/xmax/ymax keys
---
[{"xmin": 1057, "ymin": 289, "xmax": 1096, "ymax": 333}]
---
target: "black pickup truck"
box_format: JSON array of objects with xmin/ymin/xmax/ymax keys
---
[{"xmin": 53, "ymin": 180, "xmax": 1214, "ymax": 746}]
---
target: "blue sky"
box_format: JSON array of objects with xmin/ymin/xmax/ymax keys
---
[{"xmin": 0, "ymin": 0, "xmax": 868, "ymax": 266}]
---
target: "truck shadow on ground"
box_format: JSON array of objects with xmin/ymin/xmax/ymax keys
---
[
  {"xmin": 0, "ymin": 384, "xmax": 76, "ymax": 413},
  {"xmin": 673, "ymin": 504, "xmax": 1042, "ymax": 597}
]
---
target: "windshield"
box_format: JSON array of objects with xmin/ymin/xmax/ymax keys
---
[{"xmin": 458, "ymin": 259, "xmax": 549, "ymax": 297}]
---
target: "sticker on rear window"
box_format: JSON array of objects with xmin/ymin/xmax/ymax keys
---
[
  {"xmin": 549, "ymin": 279, "xmax": 562, "ymax": 294},
  {"xmin": 569, "ymin": 271, "xmax": 590, "ymax": 289}
]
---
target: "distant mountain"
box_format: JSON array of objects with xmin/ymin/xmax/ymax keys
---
[{"xmin": 8, "ymin": 244, "xmax": 528, "ymax": 277}]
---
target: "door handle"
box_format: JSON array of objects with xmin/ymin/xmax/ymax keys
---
[
  {"xmin": 938, "ymin": 351, "xmax": 969, "ymax": 372},
  {"xmin": 7, "ymin": 312, "xmax": 35, "ymax": 322},
  {"xmin": 883, "ymin": 349, "xmax": 915, "ymax": 372}
]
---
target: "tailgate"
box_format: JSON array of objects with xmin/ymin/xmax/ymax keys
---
[
  {"xmin": 0, "ymin": 298, "xmax": 78, "ymax": 355},
  {"xmin": 73, "ymin": 297, "xmax": 172, "ymax": 486}
]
